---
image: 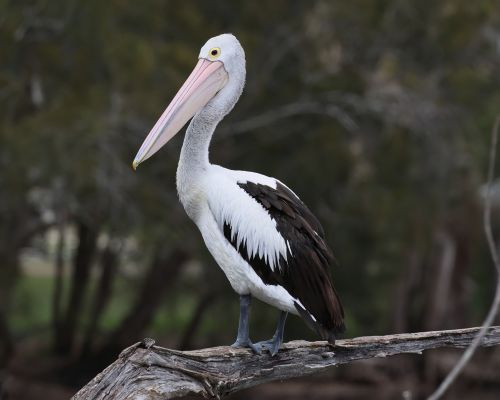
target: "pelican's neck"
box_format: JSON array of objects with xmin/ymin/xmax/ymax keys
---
[
  {"xmin": 176, "ymin": 67, "xmax": 245, "ymax": 197},
  {"xmin": 177, "ymin": 108, "xmax": 219, "ymax": 177},
  {"xmin": 176, "ymin": 106, "xmax": 222, "ymax": 219}
]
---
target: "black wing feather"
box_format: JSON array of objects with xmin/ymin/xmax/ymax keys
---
[{"xmin": 223, "ymin": 180, "xmax": 345, "ymax": 341}]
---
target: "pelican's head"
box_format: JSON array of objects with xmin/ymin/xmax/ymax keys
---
[{"xmin": 132, "ymin": 33, "xmax": 246, "ymax": 169}]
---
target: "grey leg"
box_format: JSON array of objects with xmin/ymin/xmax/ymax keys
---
[
  {"xmin": 231, "ymin": 294, "xmax": 261, "ymax": 354},
  {"xmin": 255, "ymin": 311, "xmax": 288, "ymax": 356}
]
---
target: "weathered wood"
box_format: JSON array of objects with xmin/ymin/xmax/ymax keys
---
[{"xmin": 72, "ymin": 326, "xmax": 500, "ymax": 400}]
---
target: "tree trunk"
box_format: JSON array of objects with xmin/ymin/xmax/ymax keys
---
[
  {"xmin": 51, "ymin": 223, "xmax": 66, "ymax": 338},
  {"xmin": 424, "ymin": 230, "xmax": 457, "ymax": 331},
  {"xmin": 0, "ymin": 249, "xmax": 20, "ymax": 368},
  {"xmin": 449, "ymin": 230, "xmax": 472, "ymax": 327},
  {"xmin": 0, "ymin": 310, "xmax": 13, "ymax": 369},
  {"xmin": 179, "ymin": 291, "xmax": 218, "ymax": 350},
  {"xmin": 81, "ymin": 243, "xmax": 120, "ymax": 354},
  {"xmin": 102, "ymin": 248, "xmax": 188, "ymax": 352},
  {"xmin": 392, "ymin": 248, "xmax": 422, "ymax": 333},
  {"xmin": 55, "ymin": 221, "xmax": 98, "ymax": 355}
]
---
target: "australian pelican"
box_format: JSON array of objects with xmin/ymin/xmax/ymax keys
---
[{"xmin": 133, "ymin": 34, "xmax": 345, "ymax": 355}]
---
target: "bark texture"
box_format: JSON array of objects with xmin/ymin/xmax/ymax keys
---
[{"xmin": 73, "ymin": 326, "xmax": 500, "ymax": 400}]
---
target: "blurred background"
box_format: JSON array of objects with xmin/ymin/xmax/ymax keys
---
[{"xmin": 1, "ymin": 0, "xmax": 500, "ymax": 399}]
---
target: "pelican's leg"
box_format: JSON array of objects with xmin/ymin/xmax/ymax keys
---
[
  {"xmin": 231, "ymin": 294, "xmax": 261, "ymax": 354},
  {"xmin": 255, "ymin": 311, "xmax": 288, "ymax": 356}
]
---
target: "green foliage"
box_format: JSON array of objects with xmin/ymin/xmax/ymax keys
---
[{"xmin": 1, "ymin": 0, "xmax": 500, "ymax": 352}]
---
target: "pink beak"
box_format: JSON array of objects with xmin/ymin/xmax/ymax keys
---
[{"xmin": 133, "ymin": 58, "xmax": 228, "ymax": 169}]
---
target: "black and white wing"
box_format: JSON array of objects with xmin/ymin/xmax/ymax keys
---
[{"xmin": 210, "ymin": 167, "xmax": 345, "ymax": 341}]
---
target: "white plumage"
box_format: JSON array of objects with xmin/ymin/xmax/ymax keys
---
[
  {"xmin": 208, "ymin": 167, "xmax": 289, "ymax": 270},
  {"xmin": 193, "ymin": 166, "xmax": 298, "ymax": 312}
]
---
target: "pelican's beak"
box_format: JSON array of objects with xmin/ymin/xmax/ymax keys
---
[{"xmin": 132, "ymin": 58, "xmax": 228, "ymax": 169}]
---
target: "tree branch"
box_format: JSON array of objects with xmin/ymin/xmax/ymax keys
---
[{"xmin": 72, "ymin": 326, "xmax": 500, "ymax": 400}]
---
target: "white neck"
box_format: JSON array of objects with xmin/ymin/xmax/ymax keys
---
[
  {"xmin": 176, "ymin": 69, "xmax": 245, "ymax": 210},
  {"xmin": 177, "ymin": 107, "xmax": 219, "ymax": 178}
]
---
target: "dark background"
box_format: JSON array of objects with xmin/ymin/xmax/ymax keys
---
[{"xmin": 1, "ymin": 1, "xmax": 500, "ymax": 399}]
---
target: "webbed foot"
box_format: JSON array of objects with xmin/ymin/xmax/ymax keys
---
[
  {"xmin": 231, "ymin": 338, "xmax": 261, "ymax": 354},
  {"xmin": 254, "ymin": 336, "xmax": 282, "ymax": 356}
]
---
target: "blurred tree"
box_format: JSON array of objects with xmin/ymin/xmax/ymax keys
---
[{"xmin": 0, "ymin": 0, "xmax": 499, "ymax": 396}]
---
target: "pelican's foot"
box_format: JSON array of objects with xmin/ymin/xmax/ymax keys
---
[
  {"xmin": 255, "ymin": 335, "xmax": 282, "ymax": 356},
  {"xmin": 231, "ymin": 338, "xmax": 262, "ymax": 355}
]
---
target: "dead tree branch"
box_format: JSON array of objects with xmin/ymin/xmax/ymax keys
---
[{"xmin": 72, "ymin": 326, "xmax": 500, "ymax": 400}]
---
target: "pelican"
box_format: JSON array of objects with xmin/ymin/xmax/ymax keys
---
[{"xmin": 133, "ymin": 34, "xmax": 345, "ymax": 355}]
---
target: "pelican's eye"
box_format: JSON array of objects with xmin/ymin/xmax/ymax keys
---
[{"xmin": 208, "ymin": 47, "xmax": 221, "ymax": 61}]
